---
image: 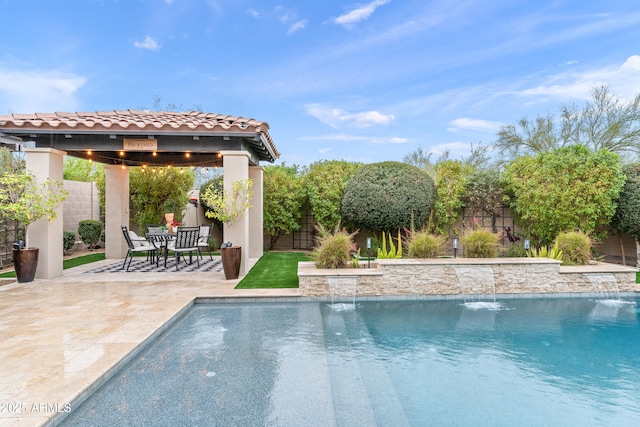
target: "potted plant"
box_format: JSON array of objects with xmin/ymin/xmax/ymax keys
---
[
  {"xmin": 0, "ymin": 171, "xmax": 68, "ymax": 282},
  {"xmin": 200, "ymin": 178, "xmax": 253, "ymax": 279}
]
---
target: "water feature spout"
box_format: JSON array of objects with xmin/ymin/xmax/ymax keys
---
[
  {"xmin": 454, "ymin": 265, "xmax": 502, "ymax": 311},
  {"xmin": 584, "ymin": 273, "xmax": 621, "ymax": 301},
  {"xmin": 327, "ymin": 276, "xmax": 358, "ymax": 311}
]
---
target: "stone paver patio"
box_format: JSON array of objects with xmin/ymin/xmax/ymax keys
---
[{"xmin": 0, "ymin": 257, "xmax": 298, "ymax": 426}]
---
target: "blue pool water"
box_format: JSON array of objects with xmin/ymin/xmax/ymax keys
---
[{"xmin": 61, "ymin": 298, "xmax": 640, "ymax": 426}]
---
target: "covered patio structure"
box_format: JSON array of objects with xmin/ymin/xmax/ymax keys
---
[{"xmin": 0, "ymin": 110, "xmax": 279, "ymax": 279}]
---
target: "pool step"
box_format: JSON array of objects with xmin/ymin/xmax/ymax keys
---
[{"xmin": 323, "ymin": 306, "xmax": 410, "ymax": 427}]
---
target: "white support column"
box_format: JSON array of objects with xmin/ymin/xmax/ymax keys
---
[
  {"xmin": 104, "ymin": 165, "xmax": 130, "ymax": 259},
  {"xmin": 221, "ymin": 151, "xmax": 250, "ymax": 275},
  {"xmin": 24, "ymin": 148, "xmax": 66, "ymax": 279},
  {"xmin": 249, "ymin": 166, "xmax": 264, "ymax": 259}
]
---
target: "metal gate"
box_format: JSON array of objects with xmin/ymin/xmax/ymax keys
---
[{"xmin": 291, "ymin": 210, "xmax": 315, "ymax": 250}]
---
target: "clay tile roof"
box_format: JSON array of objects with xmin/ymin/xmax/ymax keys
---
[{"xmin": 0, "ymin": 109, "xmax": 279, "ymax": 160}]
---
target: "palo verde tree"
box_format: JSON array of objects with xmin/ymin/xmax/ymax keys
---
[
  {"xmin": 129, "ymin": 167, "xmax": 195, "ymax": 229},
  {"xmin": 304, "ymin": 160, "xmax": 362, "ymax": 230},
  {"xmin": 402, "ymin": 145, "xmax": 436, "ymax": 179},
  {"xmin": 263, "ymin": 164, "xmax": 306, "ymax": 249},
  {"xmin": 340, "ymin": 161, "xmax": 435, "ymax": 232},
  {"xmin": 611, "ymin": 163, "xmax": 640, "ymax": 266},
  {"xmin": 496, "ymin": 85, "xmax": 640, "ymax": 160},
  {"xmin": 502, "ymin": 145, "xmax": 625, "ymax": 247}
]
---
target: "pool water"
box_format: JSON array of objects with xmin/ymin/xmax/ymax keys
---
[{"xmin": 61, "ymin": 298, "xmax": 640, "ymax": 426}]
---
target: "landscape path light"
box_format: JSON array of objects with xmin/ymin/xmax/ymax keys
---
[{"xmin": 453, "ymin": 237, "xmax": 459, "ymax": 258}]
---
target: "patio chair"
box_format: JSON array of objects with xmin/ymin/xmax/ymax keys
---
[
  {"xmin": 165, "ymin": 226, "xmax": 201, "ymax": 270},
  {"xmin": 197, "ymin": 224, "xmax": 214, "ymax": 260},
  {"xmin": 121, "ymin": 226, "xmax": 158, "ymax": 271}
]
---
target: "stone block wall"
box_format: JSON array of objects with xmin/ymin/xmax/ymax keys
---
[
  {"xmin": 298, "ymin": 259, "xmax": 639, "ymax": 297},
  {"xmin": 63, "ymin": 180, "xmax": 101, "ymax": 236}
]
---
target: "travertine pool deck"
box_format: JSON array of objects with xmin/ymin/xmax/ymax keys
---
[{"xmin": 0, "ymin": 257, "xmax": 297, "ymax": 427}]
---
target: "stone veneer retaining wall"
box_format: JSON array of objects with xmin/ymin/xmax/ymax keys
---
[{"xmin": 297, "ymin": 258, "xmax": 639, "ymax": 297}]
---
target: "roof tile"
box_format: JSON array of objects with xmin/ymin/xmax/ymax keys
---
[{"xmin": 0, "ymin": 109, "xmax": 279, "ymax": 160}]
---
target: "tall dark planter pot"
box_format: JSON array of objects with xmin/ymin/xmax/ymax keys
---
[
  {"xmin": 221, "ymin": 246, "xmax": 241, "ymax": 280},
  {"xmin": 12, "ymin": 248, "xmax": 39, "ymax": 283}
]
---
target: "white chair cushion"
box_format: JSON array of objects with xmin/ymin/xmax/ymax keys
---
[{"xmin": 128, "ymin": 230, "xmax": 145, "ymax": 247}]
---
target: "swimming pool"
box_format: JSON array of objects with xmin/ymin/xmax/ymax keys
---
[{"xmin": 60, "ymin": 297, "xmax": 640, "ymax": 426}]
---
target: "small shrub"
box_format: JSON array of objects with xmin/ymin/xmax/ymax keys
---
[
  {"xmin": 377, "ymin": 230, "xmax": 403, "ymax": 259},
  {"xmin": 527, "ymin": 242, "xmax": 563, "ymax": 260},
  {"xmin": 63, "ymin": 231, "xmax": 76, "ymax": 252},
  {"xmin": 100, "ymin": 229, "xmax": 106, "ymax": 244},
  {"xmin": 312, "ymin": 223, "xmax": 358, "ymax": 269},
  {"xmin": 556, "ymin": 231, "xmax": 592, "ymax": 265},
  {"xmin": 78, "ymin": 220, "xmax": 103, "ymax": 249},
  {"xmin": 462, "ymin": 229, "xmax": 500, "ymax": 258},
  {"xmin": 407, "ymin": 231, "xmax": 446, "ymax": 258},
  {"xmin": 507, "ymin": 242, "xmax": 527, "ymax": 257}
]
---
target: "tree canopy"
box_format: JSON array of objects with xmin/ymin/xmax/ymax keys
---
[
  {"xmin": 129, "ymin": 167, "xmax": 195, "ymax": 229},
  {"xmin": 496, "ymin": 86, "xmax": 640, "ymax": 160},
  {"xmin": 305, "ymin": 160, "xmax": 362, "ymax": 230},
  {"xmin": 340, "ymin": 161, "xmax": 435, "ymax": 232},
  {"xmin": 432, "ymin": 160, "xmax": 474, "ymax": 235},
  {"xmin": 612, "ymin": 163, "xmax": 640, "ymax": 239},
  {"xmin": 263, "ymin": 165, "xmax": 306, "ymax": 249},
  {"xmin": 502, "ymin": 145, "xmax": 625, "ymax": 246}
]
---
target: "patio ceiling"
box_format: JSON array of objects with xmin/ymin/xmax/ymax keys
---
[{"xmin": 0, "ymin": 110, "xmax": 280, "ymax": 168}]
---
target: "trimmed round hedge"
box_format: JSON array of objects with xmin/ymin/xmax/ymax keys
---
[{"xmin": 340, "ymin": 161, "xmax": 435, "ymax": 231}]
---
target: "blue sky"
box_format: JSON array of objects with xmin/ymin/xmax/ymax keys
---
[{"xmin": 1, "ymin": 0, "xmax": 639, "ymax": 166}]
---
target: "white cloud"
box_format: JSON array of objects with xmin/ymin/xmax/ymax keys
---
[
  {"xmin": 0, "ymin": 68, "xmax": 86, "ymax": 113},
  {"xmin": 287, "ymin": 19, "xmax": 308, "ymax": 35},
  {"xmin": 518, "ymin": 55, "xmax": 640, "ymax": 101},
  {"xmin": 428, "ymin": 141, "xmax": 474, "ymax": 159},
  {"xmin": 447, "ymin": 118, "xmax": 504, "ymax": 133},
  {"xmin": 333, "ymin": 0, "xmax": 391, "ymax": 28},
  {"xmin": 305, "ymin": 104, "xmax": 395, "ymax": 128},
  {"xmin": 298, "ymin": 133, "xmax": 407, "ymax": 145},
  {"xmin": 133, "ymin": 35, "xmax": 160, "ymax": 51},
  {"xmin": 389, "ymin": 137, "xmax": 408, "ymax": 144},
  {"xmin": 247, "ymin": 9, "xmax": 260, "ymax": 19},
  {"xmin": 318, "ymin": 147, "xmax": 332, "ymax": 154}
]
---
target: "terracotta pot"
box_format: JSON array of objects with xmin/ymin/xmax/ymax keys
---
[
  {"xmin": 12, "ymin": 248, "xmax": 39, "ymax": 283},
  {"xmin": 221, "ymin": 246, "xmax": 241, "ymax": 280}
]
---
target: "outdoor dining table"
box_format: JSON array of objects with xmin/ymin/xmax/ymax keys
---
[{"xmin": 145, "ymin": 233, "xmax": 175, "ymax": 265}]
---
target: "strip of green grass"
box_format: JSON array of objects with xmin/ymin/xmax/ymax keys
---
[
  {"xmin": 235, "ymin": 251, "xmax": 311, "ymax": 289},
  {"xmin": 0, "ymin": 252, "xmax": 106, "ymax": 278}
]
